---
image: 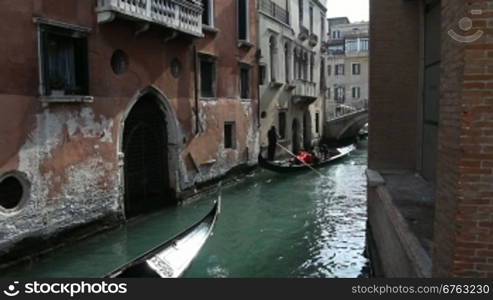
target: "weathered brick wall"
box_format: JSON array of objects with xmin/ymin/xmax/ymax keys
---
[
  {"xmin": 432, "ymin": 0, "xmax": 467, "ymax": 277},
  {"xmin": 368, "ymin": 0, "xmax": 420, "ymax": 171},
  {"xmin": 433, "ymin": 0, "xmax": 493, "ymax": 277}
]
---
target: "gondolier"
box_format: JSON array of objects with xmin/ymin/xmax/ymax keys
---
[{"xmin": 267, "ymin": 126, "xmax": 279, "ymax": 161}]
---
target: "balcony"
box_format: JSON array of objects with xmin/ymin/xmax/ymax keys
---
[
  {"xmin": 292, "ymin": 80, "xmax": 317, "ymax": 105},
  {"xmin": 298, "ymin": 26, "xmax": 309, "ymax": 41},
  {"xmin": 259, "ymin": 0, "xmax": 290, "ymax": 25},
  {"xmin": 96, "ymin": 0, "xmax": 203, "ymax": 38},
  {"xmin": 309, "ymin": 33, "xmax": 318, "ymax": 47}
]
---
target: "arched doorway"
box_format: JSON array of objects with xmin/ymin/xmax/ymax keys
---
[
  {"xmin": 292, "ymin": 119, "xmax": 300, "ymax": 154},
  {"xmin": 303, "ymin": 111, "xmax": 312, "ymax": 150},
  {"xmin": 123, "ymin": 93, "xmax": 173, "ymax": 219}
]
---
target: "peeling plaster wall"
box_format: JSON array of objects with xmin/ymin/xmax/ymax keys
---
[
  {"xmin": 0, "ymin": 0, "xmax": 259, "ymax": 259},
  {"xmin": 0, "ymin": 106, "xmax": 120, "ymax": 250},
  {"xmin": 180, "ymin": 99, "xmax": 259, "ymax": 189}
]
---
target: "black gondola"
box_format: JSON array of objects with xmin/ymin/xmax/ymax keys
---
[
  {"xmin": 105, "ymin": 197, "xmax": 221, "ymax": 278},
  {"xmin": 259, "ymin": 145, "xmax": 356, "ymax": 173}
]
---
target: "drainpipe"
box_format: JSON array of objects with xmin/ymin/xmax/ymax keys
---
[{"xmin": 193, "ymin": 42, "xmax": 200, "ymax": 135}]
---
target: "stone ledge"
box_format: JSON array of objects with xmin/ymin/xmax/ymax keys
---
[
  {"xmin": 40, "ymin": 95, "xmax": 94, "ymax": 104},
  {"xmin": 0, "ymin": 212, "xmax": 121, "ymax": 271},
  {"xmin": 367, "ymin": 171, "xmax": 433, "ymax": 278},
  {"xmin": 202, "ymin": 25, "xmax": 219, "ymax": 35},
  {"xmin": 366, "ymin": 169, "xmax": 385, "ymax": 187},
  {"xmin": 375, "ymin": 184, "xmax": 432, "ymax": 277}
]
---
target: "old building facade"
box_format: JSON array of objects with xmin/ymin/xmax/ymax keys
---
[
  {"xmin": 0, "ymin": 0, "xmax": 259, "ymax": 265},
  {"xmin": 367, "ymin": 0, "xmax": 493, "ymax": 277},
  {"xmin": 326, "ymin": 18, "xmax": 369, "ymax": 119},
  {"xmin": 258, "ymin": 0, "xmax": 327, "ymax": 158}
]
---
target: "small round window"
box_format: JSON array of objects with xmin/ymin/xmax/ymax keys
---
[
  {"xmin": 111, "ymin": 50, "xmax": 129, "ymax": 75},
  {"xmin": 0, "ymin": 172, "xmax": 29, "ymax": 213},
  {"xmin": 171, "ymin": 58, "xmax": 182, "ymax": 78}
]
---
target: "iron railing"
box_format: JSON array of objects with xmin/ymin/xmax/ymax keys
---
[{"xmin": 259, "ymin": 0, "xmax": 290, "ymax": 25}]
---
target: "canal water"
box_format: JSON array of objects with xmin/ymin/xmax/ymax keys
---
[{"xmin": 3, "ymin": 139, "xmax": 368, "ymax": 278}]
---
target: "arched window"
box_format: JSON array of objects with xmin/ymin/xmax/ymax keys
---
[
  {"xmin": 292, "ymin": 48, "xmax": 297, "ymax": 80},
  {"xmin": 269, "ymin": 36, "xmax": 277, "ymax": 82},
  {"xmin": 303, "ymin": 52, "xmax": 308, "ymax": 80},
  {"xmin": 284, "ymin": 42, "xmax": 290, "ymax": 83},
  {"xmin": 320, "ymin": 57, "xmax": 326, "ymax": 89},
  {"xmin": 310, "ymin": 53, "xmax": 315, "ymax": 82}
]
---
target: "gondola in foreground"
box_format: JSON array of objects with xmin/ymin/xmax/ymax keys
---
[
  {"xmin": 105, "ymin": 197, "xmax": 221, "ymax": 278},
  {"xmin": 259, "ymin": 144, "xmax": 356, "ymax": 173}
]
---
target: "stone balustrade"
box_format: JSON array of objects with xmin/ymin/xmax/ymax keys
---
[
  {"xmin": 292, "ymin": 80, "xmax": 317, "ymax": 105},
  {"xmin": 96, "ymin": 0, "xmax": 203, "ymax": 38}
]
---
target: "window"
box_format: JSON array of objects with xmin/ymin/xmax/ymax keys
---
[
  {"xmin": 352, "ymin": 87, "xmax": 361, "ymax": 99},
  {"xmin": 299, "ymin": 0, "xmax": 304, "ymax": 24},
  {"xmin": 327, "ymin": 64, "xmax": 332, "ymax": 76},
  {"xmin": 327, "ymin": 88, "xmax": 331, "ymax": 99},
  {"xmin": 279, "ymin": 112, "xmax": 287, "ymax": 140},
  {"xmin": 171, "ymin": 58, "xmax": 182, "ymax": 78},
  {"xmin": 335, "ymin": 87, "xmax": 346, "ymax": 102},
  {"xmin": 335, "ymin": 64, "xmax": 345, "ymax": 75},
  {"xmin": 284, "ymin": 43, "xmax": 290, "ymax": 83},
  {"xmin": 315, "ymin": 113, "xmax": 320, "ymax": 133},
  {"xmin": 310, "ymin": 54, "xmax": 315, "ymax": 82},
  {"xmin": 201, "ymin": 0, "xmax": 214, "ymax": 26},
  {"xmin": 303, "ymin": 53, "xmax": 308, "ymax": 80},
  {"xmin": 0, "ymin": 171, "xmax": 30, "ymax": 214},
  {"xmin": 259, "ymin": 65, "xmax": 266, "ymax": 85},
  {"xmin": 238, "ymin": 0, "xmax": 249, "ymax": 41},
  {"xmin": 240, "ymin": 67, "xmax": 250, "ymax": 99},
  {"xmin": 360, "ymin": 39, "xmax": 369, "ymax": 51},
  {"xmin": 269, "ymin": 36, "xmax": 277, "ymax": 82},
  {"xmin": 111, "ymin": 50, "xmax": 129, "ymax": 75},
  {"xmin": 224, "ymin": 122, "xmax": 237, "ymax": 149},
  {"xmin": 200, "ymin": 55, "xmax": 216, "ymax": 98},
  {"xmin": 293, "ymin": 49, "xmax": 299, "ymax": 79},
  {"xmin": 346, "ymin": 40, "xmax": 358, "ymax": 52},
  {"xmin": 40, "ymin": 24, "xmax": 89, "ymax": 96},
  {"xmin": 0, "ymin": 175, "xmax": 24, "ymax": 211},
  {"xmin": 352, "ymin": 63, "xmax": 361, "ymax": 75},
  {"xmin": 321, "ymin": 13, "xmax": 325, "ymax": 38},
  {"xmin": 309, "ymin": 6, "xmax": 314, "ymax": 33}
]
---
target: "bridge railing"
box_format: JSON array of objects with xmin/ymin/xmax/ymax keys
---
[{"xmin": 327, "ymin": 99, "xmax": 368, "ymax": 120}]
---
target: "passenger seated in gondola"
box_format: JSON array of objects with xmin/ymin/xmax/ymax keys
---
[{"xmin": 291, "ymin": 150, "xmax": 315, "ymax": 165}]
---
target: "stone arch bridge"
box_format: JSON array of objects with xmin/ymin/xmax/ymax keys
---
[{"xmin": 323, "ymin": 110, "xmax": 369, "ymax": 141}]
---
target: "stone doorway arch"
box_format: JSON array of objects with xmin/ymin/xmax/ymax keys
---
[{"xmin": 121, "ymin": 87, "xmax": 180, "ymax": 219}]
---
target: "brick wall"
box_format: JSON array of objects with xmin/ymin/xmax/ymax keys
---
[
  {"xmin": 434, "ymin": 0, "xmax": 493, "ymax": 278},
  {"xmin": 432, "ymin": 0, "xmax": 467, "ymax": 277}
]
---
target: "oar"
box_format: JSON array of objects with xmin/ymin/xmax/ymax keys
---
[{"xmin": 276, "ymin": 143, "xmax": 325, "ymax": 177}]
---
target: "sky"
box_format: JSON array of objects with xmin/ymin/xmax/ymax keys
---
[{"xmin": 325, "ymin": 0, "xmax": 370, "ymax": 23}]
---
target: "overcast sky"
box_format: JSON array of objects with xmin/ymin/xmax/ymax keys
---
[{"xmin": 326, "ymin": 0, "xmax": 370, "ymax": 22}]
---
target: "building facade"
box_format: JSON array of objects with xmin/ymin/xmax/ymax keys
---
[
  {"xmin": 0, "ymin": 0, "xmax": 259, "ymax": 265},
  {"xmin": 258, "ymin": 0, "xmax": 327, "ymax": 158},
  {"xmin": 368, "ymin": 0, "xmax": 493, "ymax": 277},
  {"xmin": 326, "ymin": 18, "xmax": 369, "ymax": 119}
]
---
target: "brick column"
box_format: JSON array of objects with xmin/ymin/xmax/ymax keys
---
[{"xmin": 433, "ymin": 0, "xmax": 493, "ymax": 278}]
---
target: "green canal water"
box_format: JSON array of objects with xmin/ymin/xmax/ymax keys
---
[{"xmin": 3, "ymin": 139, "xmax": 369, "ymax": 278}]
